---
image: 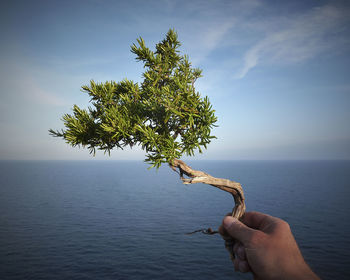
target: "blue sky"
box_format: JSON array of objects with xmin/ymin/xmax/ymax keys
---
[{"xmin": 1, "ymin": 0, "xmax": 350, "ymax": 160}]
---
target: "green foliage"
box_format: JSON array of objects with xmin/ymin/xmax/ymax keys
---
[{"xmin": 49, "ymin": 29, "xmax": 217, "ymax": 168}]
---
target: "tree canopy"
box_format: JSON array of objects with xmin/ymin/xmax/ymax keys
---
[{"xmin": 49, "ymin": 29, "xmax": 217, "ymax": 168}]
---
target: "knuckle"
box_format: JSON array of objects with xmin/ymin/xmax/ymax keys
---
[{"xmin": 277, "ymin": 219, "xmax": 291, "ymax": 231}]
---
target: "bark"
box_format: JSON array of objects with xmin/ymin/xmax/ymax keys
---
[
  {"xmin": 170, "ymin": 159, "xmax": 245, "ymax": 219},
  {"xmin": 169, "ymin": 158, "xmax": 246, "ymax": 264}
]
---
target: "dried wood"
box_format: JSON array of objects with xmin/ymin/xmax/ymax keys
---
[{"xmin": 170, "ymin": 159, "xmax": 246, "ymax": 264}]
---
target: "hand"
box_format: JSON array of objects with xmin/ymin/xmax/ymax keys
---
[{"xmin": 219, "ymin": 211, "xmax": 320, "ymax": 280}]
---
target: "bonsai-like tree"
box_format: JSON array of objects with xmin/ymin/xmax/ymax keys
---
[{"xmin": 50, "ymin": 29, "xmax": 245, "ymax": 261}]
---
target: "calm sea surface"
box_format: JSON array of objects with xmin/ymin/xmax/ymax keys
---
[{"xmin": 0, "ymin": 160, "xmax": 349, "ymax": 280}]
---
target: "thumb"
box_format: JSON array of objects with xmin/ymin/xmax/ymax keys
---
[{"xmin": 223, "ymin": 216, "xmax": 255, "ymax": 245}]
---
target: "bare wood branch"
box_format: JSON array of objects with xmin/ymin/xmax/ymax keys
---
[
  {"xmin": 170, "ymin": 159, "xmax": 245, "ymax": 219},
  {"xmin": 170, "ymin": 158, "xmax": 246, "ymax": 265}
]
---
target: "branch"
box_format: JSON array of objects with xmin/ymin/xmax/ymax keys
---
[
  {"xmin": 169, "ymin": 159, "xmax": 245, "ymax": 219},
  {"xmin": 170, "ymin": 158, "xmax": 245, "ymax": 265}
]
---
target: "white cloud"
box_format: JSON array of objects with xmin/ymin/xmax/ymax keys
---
[
  {"xmin": 188, "ymin": 20, "xmax": 236, "ymax": 64},
  {"xmin": 167, "ymin": 0, "xmax": 262, "ymax": 64},
  {"xmin": 235, "ymin": 4, "xmax": 350, "ymax": 79}
]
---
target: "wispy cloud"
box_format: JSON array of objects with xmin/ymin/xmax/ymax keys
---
[
  {"xmin": 0, "ymin": 60, "xmax": 68, "ymax": 107},
  {"xmin": 23, "ymin": 78, "xmax": 67, "ymax": 106},
  {"xmin": 186, "ymin": 20, "xmax": 236, "ymax": 64},
  {"xmin": 235, "ymin": 4, "xmax": 350, "ymax": 79},
  {"xmin": 165, "ymin": 0, "xmax": 261, "ymax": 64}
]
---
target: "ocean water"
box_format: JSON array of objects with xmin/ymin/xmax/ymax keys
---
[{"xmin": 0, "ymin": 160, "xmax": 349, "ymax": 280}]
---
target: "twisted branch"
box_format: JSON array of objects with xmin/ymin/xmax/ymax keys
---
[{"xmin": 169, "ymin": 159, "xmax": 246, "ymax": 264}]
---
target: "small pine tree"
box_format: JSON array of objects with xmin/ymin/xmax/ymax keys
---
[{"xmin": 50, "ymin": 29, "xmax": 245, "ymax": 262}]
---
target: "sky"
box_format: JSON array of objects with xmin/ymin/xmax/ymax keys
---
[{"xmin": 1, "ymin": 0, "xmax": 350, "ymax": 160}]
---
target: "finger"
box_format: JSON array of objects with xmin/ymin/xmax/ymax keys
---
[
  {"xmin": 236, "ymin": 245, "xmax": 246, "ymax": 260},
  {"xmin": 219, "ymin": 224, "xmax": 233, "ymax": 241},
  {"xmin": 233, "ymin": 242, "xmax": 240, "ymax": 253},
  {"xmin": 218, "ymin": 224, "xmax": 227, "ymax": 236},
  {"xmin": 238, "ymin": 260, "xmax": 251, "ymax": 273},
  {"xmin": 234, "ymin": 259, "xmax": 239, "ymax": 271},
  {"xmin": 224, "ymin": 239, "xmax": 235, "ymax": 258},
  {"xmin": 242, "ymin": 211, "xmax": 277, "ymax": 230},
  {"xmin": 219, "ymin": 212, "xmax": 237, "ymax": 238},
  {"xmin": 233, "ymin": 242, "xmax": 246, "ymax": 260},
  {"xmin": 223, "ymin": 216, "xmax": 256, "ymax": 245},
  {"xmin": 234, "ymin": 258, "xmax": 251, "ymax": 273}
]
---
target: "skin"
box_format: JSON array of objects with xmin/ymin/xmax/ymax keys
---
[{"xmin": 219, "ymin": 211, "xmax": 320, "ymax": 280}]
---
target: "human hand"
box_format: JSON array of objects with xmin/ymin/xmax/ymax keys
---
[{"xmin": 219, "ymin": 211, "xmax": 320, "ymax": 280}]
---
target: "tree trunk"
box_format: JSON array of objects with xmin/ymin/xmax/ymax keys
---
[{"xmin": 169, "ymin": 159, "xmax": 246, "ymax": 264}]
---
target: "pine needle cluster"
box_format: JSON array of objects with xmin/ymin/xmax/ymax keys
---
[{"xmin": 49, "ymin": 29, "xmax": 217, "ymax": 168}]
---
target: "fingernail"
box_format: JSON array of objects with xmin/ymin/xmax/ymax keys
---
[{"xmin": 223, "ymin": 216, "xmax": 237, "ymax": 229}]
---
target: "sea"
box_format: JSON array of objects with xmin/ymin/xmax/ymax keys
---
[{"xmin": 0, "ymin": 160, "xmax": 349, "ymax": 280}]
